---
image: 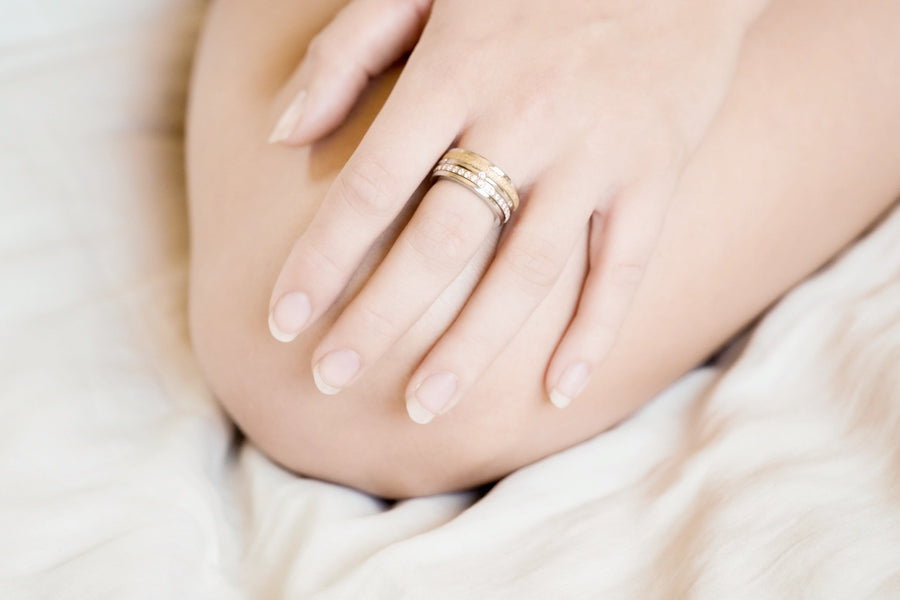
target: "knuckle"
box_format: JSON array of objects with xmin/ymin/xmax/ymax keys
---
[
  {"xmin": 584, "ymin": 322, "xmax": 619, "ymax": 360},
  {"xmin": 455, "ymin": 328, "xmax": 496, "ymax": 367},
  {"xmin": 583, "ymin": 121, "xmax": 611, "ymax": 155},
  {"xmin": 298, "ymin": 241, "xmax": 343, "ymax": 278},
  {"xmin": 405, "ymin": 209, "xmax": 476, "ymax": 270},
  {"xmin": 305, "ymin": 27, "xmax": 355, "ymax": 71},
  {"xmin": 417, "ymin": 56, "xmax": 465, "ymax": 104},
  {"xmin": 502, "ymin": 237, "xmax": 564, "ymax": 291},
  {"xmin": 438, "ymin": 56, "xmax": 467, "ymax": 85},
  {"xmin": 610, "ymin": 261, "xmax": 646, "ymax": 290},
  {"xmin": 305, "ymin": 33, "xmax": 335, "ymax": 66},
  {"xmin": 335, "ymin": 159, "xmax": 396, "ymax": 219},
  {"xmin": 397, "ymin": 0, "xmax": 431, "ymax": 22},
  {"xmin": 510, "ymin": 84, "xmax": 556, "ymax": 128},
  {"xmin": 356, "ymin": 303, "xmax": 398, "ymax": 341}
]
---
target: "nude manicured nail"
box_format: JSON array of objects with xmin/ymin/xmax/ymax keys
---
[
  {"xmin": 269, "ymin": 292, "xmax": 311, "ymax": 342},
  {"xmin": 407, "ymin": 372, "xmax": 458, "ymax": 424},
  {"xmin": 550, "ymin": 362, "xmax": 591, "ymax": 408},
  {"xmin": 313, "ymin": 349, "xmax": 361, "ymax": 395},
  {"xmin": 268, "ymin": 89, "xmax": 307, "ymax": 144}
]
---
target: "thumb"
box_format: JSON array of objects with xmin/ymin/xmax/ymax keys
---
[{"xmin": 269, "ymin": 0, "xmax": 432, "ymax": 146}]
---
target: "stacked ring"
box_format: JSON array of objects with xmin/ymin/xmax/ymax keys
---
[{"xmin": 431, "ymin": 148, "xmax": 520, "ymax": 224}]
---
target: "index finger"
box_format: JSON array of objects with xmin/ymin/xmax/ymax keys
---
[{"xmin": 268, "ymin": 71, "xmax": 464, "ymax": 342}]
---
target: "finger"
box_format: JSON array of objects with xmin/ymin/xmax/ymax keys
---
[
  {"xmin": 545, "ymin": 185, "xmax": 669, "ymax": 409},
  {"xmin": 308, "ymin": 175, "xmax": 497, "ymax": 395},
  {"xmin": 269, "ymin": 0, "xmax": 433, "ymax": 146},
  {"xmin": 268, "ymin": 72, "xmax": 464, "ymax": 343},
  {"xmin": 403, "ymin": 166, "xmax": 591, "ymax": 423}
]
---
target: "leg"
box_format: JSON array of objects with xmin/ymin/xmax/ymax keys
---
[{"xmin": 186, "ymin": 0, "xmax": 900, "ymax": 498}]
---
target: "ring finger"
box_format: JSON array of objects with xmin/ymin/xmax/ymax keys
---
[
  {"xmin": 404, "ymin": 160, "xmax": 596, "ymax": 423},
  {"xmin": 309, "ymin": 136, "xmax": 530, "ymax": 395}
]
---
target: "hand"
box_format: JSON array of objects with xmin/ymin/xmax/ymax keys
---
[{"xmin": 266, "ymin": 0, "xmax": 768, "ymax": 422}]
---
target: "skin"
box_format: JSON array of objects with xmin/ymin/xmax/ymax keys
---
[
  {"xmin": 187, "ymin": 0, "xmax": 900, "ymax": 499},
  {"xmin": 265, "ymin": 0, "xmax": 772, "ymax": 421}
]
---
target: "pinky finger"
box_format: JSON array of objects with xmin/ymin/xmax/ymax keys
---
[
  {"xmin": 545, "ymin": 190, "xmax": 669, "ymax": 408},
  {"xmin": 269, "ymin": 0, "xmax": 432, "ymax": 146}
]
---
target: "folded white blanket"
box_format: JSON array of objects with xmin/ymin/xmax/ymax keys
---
[{"xmin": 2, "ymin": 2, "xmax": 898, "ymax": 599}]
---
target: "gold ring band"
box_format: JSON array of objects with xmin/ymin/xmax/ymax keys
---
[
  {"xmin": 431, "ymin": 148, "xmax": 520, "ymax": 224},
  {"xmin": 441, "ymin": 148, "xmax": 520, "ymax": 212}
]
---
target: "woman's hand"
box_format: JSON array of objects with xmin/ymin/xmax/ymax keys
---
[{"xmin": 266, "ymin": 0, "xmax": 768, "ymax": 423}]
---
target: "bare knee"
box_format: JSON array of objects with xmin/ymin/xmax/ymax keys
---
[
  {"xmin": 184, "ymin": 0, "xmax": 639, "ymax": 498},
  {"xmin": 188, "ymin": 270, "xmax": 536, "ymax": 499}
]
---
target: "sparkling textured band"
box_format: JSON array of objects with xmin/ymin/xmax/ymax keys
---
[
  {"xmin": 431, "ymin": 148, "xmax": 519, "ymax": 224},
  {"xmin": 441, "ymin": 148, "xmax": 519, "ymax": 211}
]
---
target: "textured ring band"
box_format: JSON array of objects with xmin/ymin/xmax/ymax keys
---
[
  {"xmin": 433, "ymin": 162, "xmax": 511, "ymax": 222},
  {"xmin": 442, "ymin": 148, "xmax": 519, "ymax": 211},
  {"xmin": 431, "ymin": 148, "xmax": 520, "ymax": 224}
]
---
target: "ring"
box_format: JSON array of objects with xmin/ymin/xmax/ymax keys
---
[{"xmin": 431, "ymin": 148, "xmax": 520, "ymax": 224}]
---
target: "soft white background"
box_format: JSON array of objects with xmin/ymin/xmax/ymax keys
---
[{"xmin": 1, "ymin": 1, "xmax": 899, "ymax": 598}]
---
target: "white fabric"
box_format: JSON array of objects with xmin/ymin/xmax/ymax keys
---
[{"xmin": 2, "ymin": 2, "xmax": 899, "ymax": 598}]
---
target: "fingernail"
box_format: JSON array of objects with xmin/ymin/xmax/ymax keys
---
[
  {"xmin": 407, "ymin": 372, "xmax": 458, "ymax": 424},
  {"xmin": 269, "ymin": 292, "xmax": 311, "ymax": 342},
  {"xmin": 268, "ymin": 89, "xmax": 307, "ymax": 144},
  {"xmin": 313, "ymin": 349, "xmax": 361, "ymax": 395},
  {"xmin": 550, "ymin": 362, "xmax": 591, "ymax": 409}
]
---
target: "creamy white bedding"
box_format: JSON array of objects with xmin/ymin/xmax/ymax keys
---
[{"xmin": 2, "ymin": 2, "xmax": 899, "ymax": 598}]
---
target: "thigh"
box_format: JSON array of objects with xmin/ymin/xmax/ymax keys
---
[{"xmin": 186, "ymin": 0, "xmax": 900, "ymax": 498}]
